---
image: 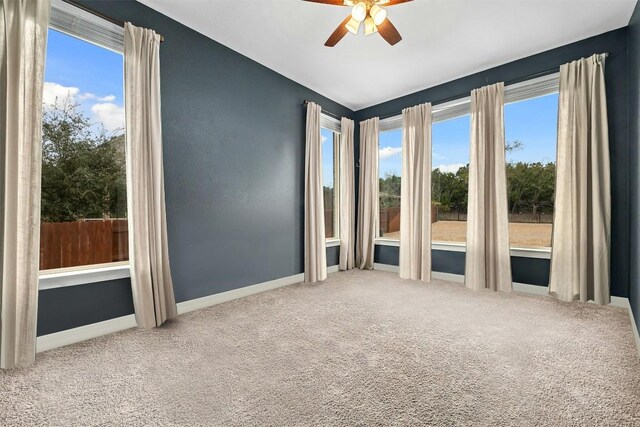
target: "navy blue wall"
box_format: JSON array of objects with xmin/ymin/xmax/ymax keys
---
[
  {"xmin": 355, "ymin": 29, "xmax": 629, "ymax": 297},
  {"xmin": 373, "ymin": 247, "xmax": 550, "ymax": 287},
  {"xmin": 37, "ymin": 0, "xmax": 350, "ymax": 336},
  {"xmin": 628, "ymin": 2, "xmax": 640, "ymax": 332},
  {"xmin": 37, "ymin": 279, "xmax": 134, "ymax": 336}
]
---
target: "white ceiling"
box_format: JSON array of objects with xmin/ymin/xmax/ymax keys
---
[{"xmin": 137, "ymin": 0, "xmax": 637, "ymax": 111}]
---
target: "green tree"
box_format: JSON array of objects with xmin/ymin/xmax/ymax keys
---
[
  {"xmin": 376, "ymin": 139, "xmax": 556, "ymax": 219},
  {"xmin": 41, "ymin": 98, "xmax": 126, "ymax": 222},
  {"xmin": 430, "ymin": 139, "xmax": 555, "ymax": 217},
  {"xmin": 379, "ymin": 173, "xmax": 401, "ymax": 208},
  {"xmin": 506, "ymin": 162, "xmax": 555, "ymax": 214},
  {"xmin": 505, "ymin": 139, "xmax": 524, "ymax": 153},
  {"xmin": 431, "ymin": 165, "xmax": 469, "ymax": 212}
]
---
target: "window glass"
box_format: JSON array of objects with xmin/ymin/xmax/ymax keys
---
[
  {"xmin": 378, "ymin": 129, "xmax": 402, "ymax": 239},
  {"xmin": 431, "ymin": 115, "xmax": 470, "ymax": 244},
  {"xmin": 321, "ymin": 127, "xmax": 339, "ymax": 239},
  {"xmin": 40, "ymin": 29, "xmax": 127, "ymax": 271},
  {"xmin": 504, "ymin": 93, "xmax": 558, "ymax": 248}
]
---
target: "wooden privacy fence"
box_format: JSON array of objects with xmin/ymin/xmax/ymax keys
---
[
  {"xmin": 324, "ymin": 209, "xmax": 334, "ymax": 238},
  {"xmin": 40, "ymin": 219, "xmax": 128, "ymax": 270},
  {"xmin": 380, "ymin": 207, "xmax": 401, "ymax": 236},
  {"xmin": 379, "ymin": 205, "xmax": 438, "ymax": 236}
]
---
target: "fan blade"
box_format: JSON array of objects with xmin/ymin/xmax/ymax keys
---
[
  {"xmin": 325, "ymin": 15, "xmax": 352, "ymax": 47},
  {"xmin": 384, "ymin": 0, "xmax": 414, "ymax": 5},
  {"xmin": 302, "ymin": 0, "xmax": 347, "ymax": 5},
  {"xmin": 377, "ymin": 19, "xmax": 402, "ymax": 45}
]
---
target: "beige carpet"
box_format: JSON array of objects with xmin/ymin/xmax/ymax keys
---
[{"xmin": 1, "ymin": 270, "xmax": 639, "ymax": 426}]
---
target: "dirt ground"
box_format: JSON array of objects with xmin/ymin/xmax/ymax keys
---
[{"xmin": 381, "ymin": 221, "xmax": 552, "ymax": 248}]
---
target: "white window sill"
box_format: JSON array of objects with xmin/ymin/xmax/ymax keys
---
[
  {"xmin": 374, "ymin": 239, "xmax": 551, "ymax": 259},
  {"xmin": 39, "ymin": 262, "xmax": 131, "ymax": 290},
  {"xmin": 326, "ymin": 238, "xmax": 341, "ymax": 248},
  {"xmin": 433, "ymin": 241, "xmax": 466, "ymax": 252},
  {"xmin": 375, "ymin": 238, "xmax": 400, "ymax": 247},
  {"xmin": 509, "ymin": 247, "xmax": 551, "ymax": 259}
]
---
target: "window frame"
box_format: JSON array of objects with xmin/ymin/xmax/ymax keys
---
[
  {"xmin": 429, "ymin": 113, "xmax": 471, "ymax": 246},
  {"xmin": 503, "ymin": 90, "xmax": 559, "ymax": 252},
  {"xmin": 40, "ymin": 0, "xmax": 129, "ymax": 288},
  {"xmin": 49, "ymin": 0, "xmax": 124, "ymax": 54},
  {"xmin": 320, "ymin": 113, "xmax": 341, "ymax": 244},
  {"xmin": 376, "ymin": 126, "xmax": 403, "ymax": 243},
  {"xmin": 373, "ymin": 73, "xmax": 559, "ymax": 259}
]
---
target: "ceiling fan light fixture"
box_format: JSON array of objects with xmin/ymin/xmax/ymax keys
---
[
  {"xmin": 364, "ymin": 17, "xmax": 377, "ymax": 35},
  {"xmin": 351, "ymin": 2, "xmax": 367, "ymax": 22},
  {"xmin": 370, "ymin": 4, "xmax": 387, "ymax": 26},
  {"xmin": 345, "ymin": 16, "xmax": 361, "ymax": 34}
]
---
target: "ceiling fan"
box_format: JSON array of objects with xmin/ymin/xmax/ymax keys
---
[{"xmin": 303, "ymin": 0, "xmax": 413, "ymax": 47}]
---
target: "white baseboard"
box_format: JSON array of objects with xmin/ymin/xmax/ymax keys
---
[
  {"xmin": 36, "ymin": 314, "xmax": 137, "ymax": 353},
  {"xmin": 36, "ymin": 263, "xmax": 639, "ymax": 359},
  {"xmin": 177, "ymin": 265, "xmax": 339, "ymax": 315},
  {"xmin": 432, "ymin": 271, "xmax": 464, "ymax": 283},
  {"xmin": 513, "ymin": 282, "xmax": 550, "ymax": 296},
  {"xmin": 630, "ymin": 309, "xmax": 640, "ymax": 358},
  {"xmin": 373, "ymin": 263, "xmax": 640, "ymax": 357},
  {"xmin": 37, "ymin": 266, "xmax": 343, "ymax": 353},
  {"xmin": 374, "ymin": 263, "xmax": 399, "ymax": 273},
  {"xmin": 327, "ymin": 265, "xmax": 340, "ymax": 274},
  {"xmin": 177, "ymin": 273, "xmax": 304, "ymax": 315}
]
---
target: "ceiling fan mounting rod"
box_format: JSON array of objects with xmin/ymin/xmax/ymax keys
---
[{"xmin": 344, "ymin": 0, "xmax": 387, "ymax": 5}]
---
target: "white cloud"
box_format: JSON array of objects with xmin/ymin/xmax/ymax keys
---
[
  {"xmin": 74, "ymin": 93, "xmax": 116, "ymax": 102},
  {"xmin": 43, "ymin": 82, "xmax": 80, "ymax": 107},
  {"xmin": 433, "ymin": 163, "xmax": 465, "ymax": 174},
  {"xmin": 77, "ymin": 92, "xmax": 96, "ymax": 101},
  {"xmin": 91, "ymin": 102, "xmax": 125, "ymax": 131},
  {"xmin": 44, "ymin": 81, "xmax": 124, "ymax": 131},
  {"xmin": 321, "ymin": 135, "xmax": 328, "ymax": 144},
  {"xmin": 379, "ymin": 146, "xmax": 402, "ymax": 160}
]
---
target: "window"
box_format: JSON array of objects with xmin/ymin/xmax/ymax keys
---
[
  {"xmin": 378, "ymin": 128, "xmax": 402, "ymax": 240},
  {"xmin": 40, "ymin": 3, "xmax": 127, "ymax": 271},
  {"xmin": 504, "ymin": 92, "xmax": 558, "ymax": 249},
  {"xmin": 321, "ymin": 125, "xmax": 340, "ymax": 240},
  {"xmin": 431, "ymin": 114, "xmax": 471, "ymax": 244},
  {"xmin": 372, "ymin": 74, "xmax": 558, "ymax": 254}
]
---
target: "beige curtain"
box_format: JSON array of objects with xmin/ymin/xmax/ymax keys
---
[
  {"xmin": 465, "ymin": 83, "xmax": 512, "ymax": 292},
  {"xmin": 339, "ymin": 118, "xmax": 355, "ymax": 271},
  {"xmin": 399, "ymin": 103, "xmax": 432, "ymax": 281},
  {"xmin": 356, "ymin": 118, "xmax": 379, "ymax": 270},
  {"xmin": 124, "ymin": 22, "xmax": 177, "ymax": 328},
  {"xmin": 0, "ymin": 0, "xmax": 50, "ymax": 369},
  {"xmin": 304, "ymin": 102, "xmax": 327, "ymax": 283},
  {"xmin": 550, "ymin": 54, "xmax": 610, "ymax": 304}
]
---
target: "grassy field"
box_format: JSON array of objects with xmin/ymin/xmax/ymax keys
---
[{"xmin": 381, "ymin": 221, "xmax": 552, "ymax": 249}]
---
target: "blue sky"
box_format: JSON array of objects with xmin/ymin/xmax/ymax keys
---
[
  {"xmin": 378, "ymin": 92, "xmax": 559, "ymax": 177},
  {"xmin": 43, "ymin": 29, "xmax": 124, "ymax": 133},
  {"xmin": 322, "ymin": 128, "xmax": 336, "ymax": 187},
  {"xmin": 505, "ymin": 93, "xmax": 558, "ymax": 164}
]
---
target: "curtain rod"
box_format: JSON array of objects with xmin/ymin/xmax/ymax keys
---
[
  {"xmin": 302, "ymin": 100, "xmax": 343, "ymax": 120},
  {"xmin": 61, "ymin": 0, "xmax": 165, "ymax": 42},
  {"xmin": 377, "ymin": 52, "xmax": 610, "ymax": 121}
]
